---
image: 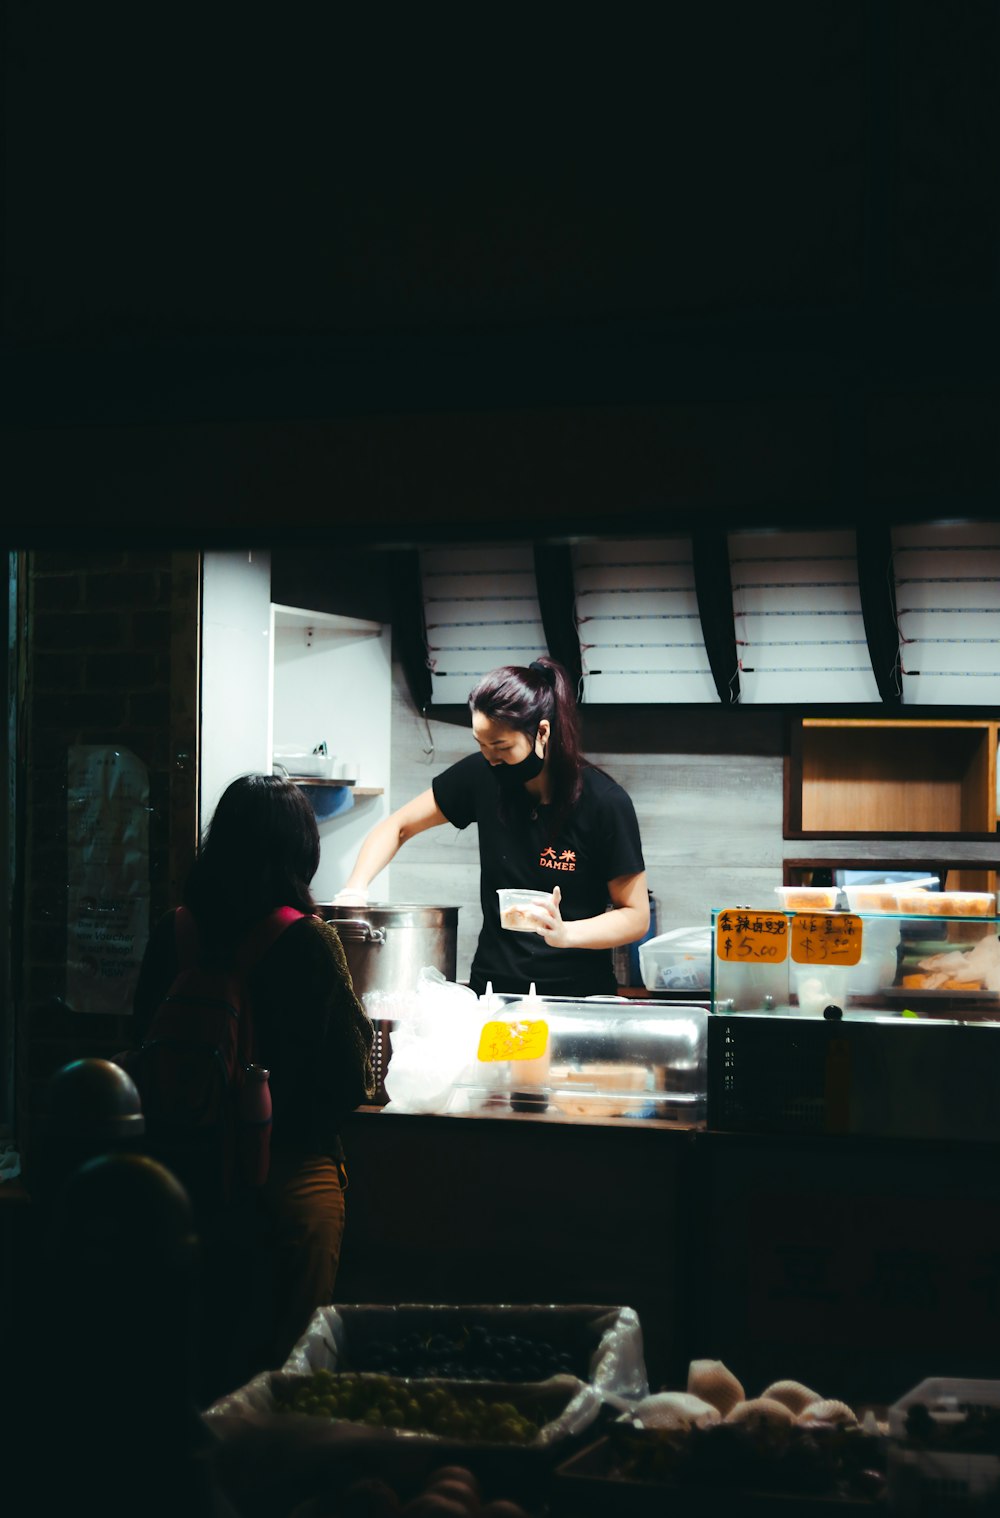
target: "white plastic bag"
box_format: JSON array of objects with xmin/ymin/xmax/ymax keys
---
[{"xmin": 381, "ymin": 967, "xmax": 481, "ymax": 1114}]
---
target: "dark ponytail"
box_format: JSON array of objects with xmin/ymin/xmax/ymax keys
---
[{"xmin": 468, "ymin": 657, "xmax": 585, "ymax": 836}]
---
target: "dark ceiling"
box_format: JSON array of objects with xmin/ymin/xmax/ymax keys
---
[{"xmin": 1, "ymin": 1, "xmax": 997, "ymax": 541}]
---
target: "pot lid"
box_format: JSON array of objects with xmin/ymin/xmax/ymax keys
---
[{"xmin": 319, "ymin": 901, "xmax": 460, "ymax": 920}]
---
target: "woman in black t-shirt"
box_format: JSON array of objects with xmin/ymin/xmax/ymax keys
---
[{"xmin": 336, "ymin": 658, "xmax": 649, "ymax": 997}]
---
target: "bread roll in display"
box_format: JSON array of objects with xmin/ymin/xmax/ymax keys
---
[
  {"xmin": 760, "ymin": 1379, "xmax": 823, "ymax": 1415},
  {"xmin": 686, "ymin": 1359, "xmax": 745, "ymax": 1418},
  {"xmin": 724, "ymin": 1397, "xmax": 797, "ymax": 1429},
  {"xmin": 797, "ymin": 1398, "xmax": 858, "ymax": 1426}
]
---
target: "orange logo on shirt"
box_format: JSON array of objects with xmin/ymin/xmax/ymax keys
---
[{"xmin": 539, "ymin": 847, "xmax": 576, "ymax": 872}]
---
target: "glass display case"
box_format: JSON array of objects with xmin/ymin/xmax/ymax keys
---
[
  {"xmin": 707, "ymin": 896, "xmax": 1000, "ymax": 1141},
  {"xmin": 711, "ymin": 894, "xmax": 1000, "ymax": 1021},
  {"xmin": 376, "ymin": 994, "xmax": 709, "ymax": 1125}
]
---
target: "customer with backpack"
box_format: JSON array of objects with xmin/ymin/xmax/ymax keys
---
[{"xmin": 131, "ymin": 772, "xmax": 375, "ymax": 1401}]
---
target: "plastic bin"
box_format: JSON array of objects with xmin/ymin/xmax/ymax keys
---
[
  {"xmin": 208, "ymin": 1366, "xmax": 604, "ymax": 1509},
  {"xmin": 281, "ymin": 1302, "xmax": 648, "ymax": 1402},
  {"xmin": 887, "ymin": 1376, "xmax": 1000, "ymax": 1513},
  {"xmin": 638, "ymin": 926, "xmax": 711, "ymax": 992}
]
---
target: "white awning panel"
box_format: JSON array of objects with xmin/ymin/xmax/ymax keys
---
[
  {"xmin": 421, "ymin": 542, "xmax": 548, "ymax": 704},
  {"xmin": 893, "ymin": 520, "xmax": 1000, "ymax": 704},
  {"xmin": 730, "ymin": 528, "xmax": 880, "ymax": 703},
  {"xmin": 573, "ymin": 537, "xmax": 718, "ymax": 703}
]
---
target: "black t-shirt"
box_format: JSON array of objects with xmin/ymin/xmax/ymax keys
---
[{"xmin": 432, "ymin": 754, "xmax": 646, "ymax": 997}]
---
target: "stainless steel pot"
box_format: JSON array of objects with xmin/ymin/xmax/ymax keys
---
[{"xmin": 316, "ymin": 902, "xmax": 460, "ymax": 999}]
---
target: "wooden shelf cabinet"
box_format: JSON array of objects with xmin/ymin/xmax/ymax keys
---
[{"xmin": 788, "ymin": 718, "xmax": 999, "ymax": 838}]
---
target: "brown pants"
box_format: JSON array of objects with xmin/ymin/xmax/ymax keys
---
[
  {"xmin": 255, "ymin": 1151, "xmax": 347, "ymax": 1370},
  {"xmin": 198, "ymin": 1152, "xmax": 347, "ymax": 1404}
]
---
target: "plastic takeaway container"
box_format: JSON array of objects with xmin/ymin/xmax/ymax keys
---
[
  {"xmin": 841, "ymin": 883, "xmax": 902, "ymax": 914},
  {"xmin": 497, "ymin": 888, "xmax": 554, "ymax": 934},
  {"xmin": 897, "ymin": 890, "xmax": 996, "ymax": 917},
  {"xmin": 775, "ymin": 885, "xmax": 841, "ymax": 911}
]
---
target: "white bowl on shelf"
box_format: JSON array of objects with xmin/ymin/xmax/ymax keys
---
[{"xmin": 273, "ymin": 746, "xmax": 335, "ymax": 779}]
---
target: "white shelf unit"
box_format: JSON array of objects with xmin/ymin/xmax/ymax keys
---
[{"xmin": 270, "ymin": 603, "xmax": 391, "ymax": 900}]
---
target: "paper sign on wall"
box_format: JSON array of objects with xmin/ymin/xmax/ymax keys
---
[
  {"xmin": 715, "ymin": 910, "xmax": 789, "ymax": 963},
  {"xmin": 65, "ymin": 746, "xmax": 150, "ymax": 1015}
]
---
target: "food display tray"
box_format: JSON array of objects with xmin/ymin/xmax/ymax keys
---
[
  {"xmin": 549, "ymin": 1436, "xmax": 881, "ymax": 1518},
  {"xmin": 208, "ymin": 1369, "xmax": 605, "ymax": 1508},
  {"xmin": 282, "ymin": 1302, "xmax": 648, "ymax": 1401}
]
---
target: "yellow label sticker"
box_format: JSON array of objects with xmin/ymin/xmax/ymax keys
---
[
  {"xmin": 791, "ymin": 912, "xmax": 863, "ymax": 966},
  {"xmin": 715, "ymin": 909, "xmax": 789, "ymax": 963},
  {"xmin": 477, "ymin": 1020, "xmax": 549, "ymax": 1063}
]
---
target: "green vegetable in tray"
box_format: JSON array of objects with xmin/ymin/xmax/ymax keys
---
[
  {"xmin": 273, "ymin": 1371, "xmax": 542, "ymax": 1445},
  {"xmin": 355, "ymin": 1323, "xmax": 577, "ymax": 1382}
]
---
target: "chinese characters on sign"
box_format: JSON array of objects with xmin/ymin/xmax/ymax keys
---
[
  {"xmin": 477, "ymin": 1020, "xmax": 550, "ymax": 1063},
  {"xmin": 715, "ymin": 910, "xmax": 789, "ymax": 963},
  {"xmin": 791, "ymin": 913, "xmax": 863, "ymax": 967}
]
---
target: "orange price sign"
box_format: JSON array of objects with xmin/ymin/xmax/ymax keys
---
[
  {"xmin": 715, "ymin": 910, "xmax": 789, "ymax": 963},
  {"xmin": 477, "ymin": 1020, "xmax": 549, "ymax": 1063},
  {"xmin": 790, "ymin": 912, "xmax": 863, "ymax": 966}
]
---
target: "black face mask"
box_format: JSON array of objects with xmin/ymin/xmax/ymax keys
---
[{"xmin": 486, "ymin": 733, "xmax": 545, "ymax": 789}]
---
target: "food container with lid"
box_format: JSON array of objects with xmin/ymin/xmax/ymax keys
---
[
  {"xmin": 897, "ymin": 890, "xmax": 996, "ymax": 917},
  {"xmin": 775, "ymin": 885, "xmax": 841, "ymax": 911},
  {"xmin": 842, "ymin": 883, "xmax": 903, "ymax": 914},
  {"xmin": 497, "ymin": 888, "xmax": 554, "ymax": 934}
]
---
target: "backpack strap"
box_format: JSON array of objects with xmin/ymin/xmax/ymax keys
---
[
  {"xmin": 172, "ymin": 905, "xmax": 306, "ymax": 979},
  {"xmin": 234, "ymin": 906, "xmax": 307, "ymax": 977}
]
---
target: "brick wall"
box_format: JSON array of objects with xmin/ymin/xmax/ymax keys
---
[{"xmin": 17, "ymin": 551, "xmax": 200, "ymax": 1162}]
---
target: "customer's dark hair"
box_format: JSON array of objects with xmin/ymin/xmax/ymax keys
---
[
  {"xmin": 183, "ymin": 773, "xmax": 318, "ymax": 961},
  {"xmin": 468, "ymin": 657, "xmax": 585, "ymax": 836}
]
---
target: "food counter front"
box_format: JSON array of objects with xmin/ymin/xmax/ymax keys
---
[
  {"xmin": 367, "ymin": 992, "xmax": 708, "ymax": 1126},
  {"xmin": 356, "ymin": 889, "xmax": 1000, "ymax": 1142},
  {"xmin": 334, "ymin": 896, "xmax": 1000, "ymax": 1399},
  {"xmin": 709, "ymin": 897, "xmax": 1000, "ymax": 1142}
]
